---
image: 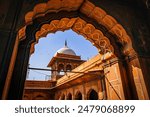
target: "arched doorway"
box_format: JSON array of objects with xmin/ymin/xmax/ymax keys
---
[
  {"xmin": 4, "ymin": 0, "xmax": 149, "ymax": 100},
  {"xmin": 67, "ymin": 93, "xmax": 72, "ymax": 100},
  {"xmin": 75, "ymin": 91, "xmax": 82, "ymax": 100},
  {"xmin": 87, "ymin": 89, "xmax": 98, "ymax": 100},
  {"xmin": 60, "ymin": 94, "xmax": 65, "ymax": 100}
]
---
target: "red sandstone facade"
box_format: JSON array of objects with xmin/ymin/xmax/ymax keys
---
[{"xmin": 23, "ymin": 50, "xmax": 137, "ymax": 100}]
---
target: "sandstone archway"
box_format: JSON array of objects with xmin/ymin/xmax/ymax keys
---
[
  {"xmin": 30, "ymin": 18, "xmax": 114, "ymax": 55},
  {"xmin": 3, "ymin": 0, "xmax": 148, "ymax": 100},
  {"xmin": 18, "ymin": 0, "xmax": 133, "ymax": 56}
]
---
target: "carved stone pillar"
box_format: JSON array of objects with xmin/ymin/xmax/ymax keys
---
[
  {"xmin": 102, "ymin": 57, "xmax": 129, "ymax": 100},
  {"xmin": 126, "ymin": 51, "xmax": 150, "ymax": 99},
  {"xmin": 97, "ymin": 80, "xmax": 103, "ymax": 100},
  {"xmin": 82, "ymin": 82, "xmax": 87, "ymax": 100}
]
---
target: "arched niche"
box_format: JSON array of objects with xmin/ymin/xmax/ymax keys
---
[
  {"xmin": 87, "ymin": 89, "xmax": 98, "ymax": 100},
  {"xmin": 66, "ymin": 93, "xmax": 72, "ymax": 100},
  {"xmin": 58, "ymin": 64, "xmax": 65, "ymax": 75},
  {"xmin": 60, "ymin": 94, "xmax": 65, "ymax": 100},
  {"xmin": 66, "ymin": 64, "xmax": 72, "ymax": 72},
  {"xmin": 75, "ymin": 91, "xmax": 82, "ymax": 100}
]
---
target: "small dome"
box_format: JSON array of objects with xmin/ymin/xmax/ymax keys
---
[{"xmin": 55, "ymin": 41, "xmax": 76, "ymax": 56}]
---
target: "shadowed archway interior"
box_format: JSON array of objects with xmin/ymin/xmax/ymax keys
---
[
  {"xmin": 75, "ymin": 91, "xmax": 82, "ymax": 100},
  {"xmin": 67, "ymin": 93, "xmax": 72, "ymax": 100},
  {"xmin": 87, "ymin": 89, "xmax": 98, "ymax": 100}
]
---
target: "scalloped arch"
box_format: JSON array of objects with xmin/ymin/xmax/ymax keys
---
[
  {"xmin": 18, "ymin": 0, "xmax": 133, "ymax": 55},
  {"xmin": 30, "ymin": 17, "xmax": 114, "ymax": 55}
]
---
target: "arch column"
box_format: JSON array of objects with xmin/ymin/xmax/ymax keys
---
[
  {"xmin": 7, "ymin": 40, "xmax": 31, "ymax": 99},
  {"xmin": 97, "ymin": 80, "xmax": 104, "ymax": 100},
  {"xmin": 126, "ymin": 50, "xmax": 150, "ymax": 99},
  {"xmin": 82, "ymin": 82, "xmax": 87, "ymax": 100},
  {"xmin": 102, "ymin": 57, "xmax": 130, "ymax": 100},
  {"xmin": 138, "ymin": 57, "xmax": 150, "ymax": 99},
  {"xmin": 72, "ymin": 87, "xmax": 75, "ymax": 100}
]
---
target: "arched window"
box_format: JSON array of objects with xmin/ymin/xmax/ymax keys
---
[
  {"xmin": 75, "ymin": 91, "xmax": 82, "ymax": 100},
  {"xmin": 67, "ymin": 93, "xmax": 72, "ymax": 100},
  {"xmin": 58, "ymin": 64, "xmax": 64, "ymax": 75},
  {"xmin": 87, "ymin": 89, "xmax": 98, "ymax": 100},
  {"xmin": 66, "ymin": 64, "xmax": 72, "ymax": 72}
]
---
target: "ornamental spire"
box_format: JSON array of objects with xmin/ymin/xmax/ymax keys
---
[{"xmin": 65, "ymin": 40, "xmax": 68, "ymax": 47}]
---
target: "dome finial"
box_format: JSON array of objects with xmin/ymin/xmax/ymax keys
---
[{"xmin": 65, "ymin": 40, "xmax": 68, "ymax": 47}]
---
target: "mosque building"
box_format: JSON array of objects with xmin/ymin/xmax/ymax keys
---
[{"xmin": 23, "ymin": 41, "xmax": 105, "ymax": 100}]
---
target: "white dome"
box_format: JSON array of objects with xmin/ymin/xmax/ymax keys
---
[
  {"xmin": 56, "ymin": 46, "xmax": 76, "ymax": 55},
  {"xmin": 55, "ymin": 41, "xmax": 76, "ymax": 56}
]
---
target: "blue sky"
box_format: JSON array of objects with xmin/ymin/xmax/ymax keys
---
[{"xmin": 27, "ymin": 29, "xmax": 98, "ymax": 80}]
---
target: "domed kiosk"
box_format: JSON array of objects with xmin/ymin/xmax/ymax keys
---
[{"xmin": 47, "ymin": 41, "xmax": 85, "ymax": 80}]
